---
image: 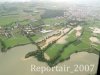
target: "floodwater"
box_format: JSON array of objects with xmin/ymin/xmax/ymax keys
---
[{"xmin": 0, "ymin": 44, "xmax": 99, "ymax": 75}]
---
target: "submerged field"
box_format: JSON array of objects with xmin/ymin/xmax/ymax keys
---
[{"xmin": 40, "ymin": 26, "xmax": 100, "ymax": 66}]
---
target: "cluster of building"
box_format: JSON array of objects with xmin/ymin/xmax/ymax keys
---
[
  {"xmin": 22, "ymin": 25, "xmax": 43, "ymax": 36},
  {"xmin": 0, "ymin": 26, "xmax": 12, "ymax": 38},
  {"xmin": 0, "ymin": 22, "xmax": 44, "ymax": 38},
  {"xmin": 64, "ymin": 6, "xmax": 91, "ymax": 26}
]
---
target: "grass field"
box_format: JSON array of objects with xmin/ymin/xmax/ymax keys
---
[
  {"xmin": 0, "ymin": 33, "xmax": 43, "ymax": 49},
  {"xmin": 0, "ymin": 15, "xmax": 27, "ymax": 26},
  {"xmin": 59, "ymin": 28, "xmax": 92, "ymax": 60},
  {"xmin": 31, "ymin": 35, "xmax": 42, "ymax": 42},
  {"xmin": 45, "ymin": 29, "xmax": 76, "ymax": 60},
  {"xmin": 45, "ymin": 44, "xmax": 64, "ymax": 60},
  {"xmin": 1, "ymin": 35, "xmax": 30, "ymax": 49},
  {"xmin": 43, "ymin": 18, "xmax": 66, "ymax": 25},
  {"xmin": 44, "ymin": 27, "xmax": 96, "ymax": 62}
]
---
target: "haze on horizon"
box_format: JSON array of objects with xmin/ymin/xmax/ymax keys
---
[
  {"xmin": 0, "ymin": 0, "xmax": 31, "ymax": 2},
  {"xmin": 0, "ymin": 0, "xmax": 100, "ymax": 5}
]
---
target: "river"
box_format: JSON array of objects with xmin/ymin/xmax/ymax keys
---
[{"xmin": 0, "ymin": 44, "xmax": 99, "ymax": 75}]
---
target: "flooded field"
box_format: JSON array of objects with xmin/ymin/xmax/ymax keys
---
[{"xmin": 0, "ymin": 44, "xmax": 99, "ymax": 75}]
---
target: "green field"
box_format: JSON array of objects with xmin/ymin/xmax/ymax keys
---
[
  {"xmin": 59, "ymin": 28, "xmax": 92, "ymax": 60},
  {"xmin": 1, "ymin": 35, "xmax": 30, "ymax": 48},
  {"xmin": 45, "ymin": 29, "xmax": 76, "ymax": 60},
  {"xmin": 45, "ymin": 44, "xmax": 64, "ymax": 60},
  {"xmin": 0, "ymin": 15, "xmax": 26, "ymax": 26},
  {"xmin": 44, "ymin": 27, "xmax": 100, "ymax": 63},
  {"xmin": 43, "ymin": 18, "xmax": 66, "ymax": 25},
  {"xmin": 0, "ymin": 33, "xmax": 41, "ymax": 51}
]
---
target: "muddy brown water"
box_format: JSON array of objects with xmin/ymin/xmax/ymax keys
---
[{"xmin": 0, "ymin": 44, "xmax": 99, "ymax": 75}]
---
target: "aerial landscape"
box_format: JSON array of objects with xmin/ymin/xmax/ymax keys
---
[{"xmin": 0, "ymin": 0, "xmax": 100, "ymax": 75}]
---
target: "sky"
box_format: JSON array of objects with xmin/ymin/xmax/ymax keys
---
[
  {"xmin": 0, "ymin": 0, "xmax": 100, "ymax": 5},
  {"xmin": 0, "ymin": 0, "xmax": 31, "ymax": 2}
]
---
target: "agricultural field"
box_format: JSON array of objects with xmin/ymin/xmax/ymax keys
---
[
  {"xmin": 58, "ymin": 28, "xmax": 92, "ymax": 61},
  {"xmin": 43, "ymin": 18, "xmax": 66, "ymax": 25},
  {"xmin": 0, "ymin": 35, "xmax": 30, "ymax": 48},
  {"xmin": 36, "ymin": 25, "xmax": 100, "ymax": 66},
  {"xmin": 0, "ymin": 33, "xmax": 39, "ymax": 52},
  {"xmin": 0, "ymin": 15, "xmax": 22, "ymax": 26}
]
